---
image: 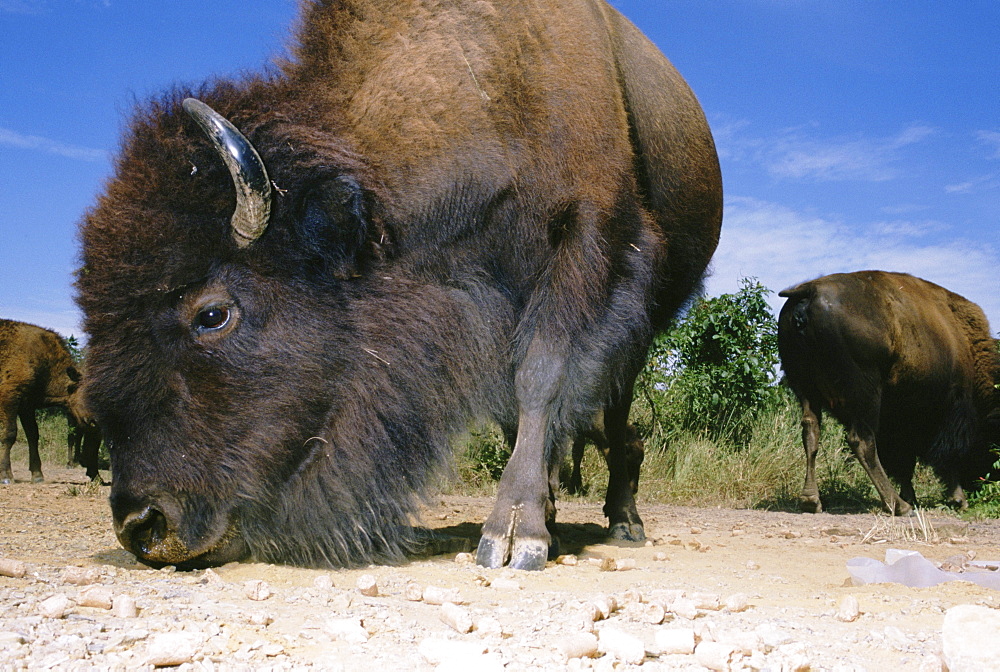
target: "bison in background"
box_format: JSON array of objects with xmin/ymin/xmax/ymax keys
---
[
  {"xmin": 77, "ymin": 0, "xmax": 722, "ymax": 570},
  {"xmin": 778, "ymin": 271, "xmax": 999, "ymax": 516},
  {"xmin": 0, "ymin": 319, "xmax": 99, "ymax": 483}
]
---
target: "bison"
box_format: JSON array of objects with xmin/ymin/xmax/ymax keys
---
[
  {"xmin": 778, "ymin": 271, "xmax": 999, "ymax": 516},
  {"xmin": 77, "ymin": 0, "xmax": 722, "ymax": 570},
  {"xmin": 0, "ymin": 319, "xmax": 98, "ymax": 483}
]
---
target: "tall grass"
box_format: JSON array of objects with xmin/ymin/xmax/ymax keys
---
[{"xmin": 454, "ymin": 388, "xmax": 946, "ymax": 514}]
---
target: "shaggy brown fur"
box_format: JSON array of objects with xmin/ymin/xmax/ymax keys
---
[
  {"xmin": 778, "ymin": 271, "xmax": 1000, "ymax": 515},
  {"xmin": 77, "ymin": 0, "xmax": 722, "ymax": 569},
  {"xmin": 0, "ymin": 319, "xmax": 96, "ymax": 483}
]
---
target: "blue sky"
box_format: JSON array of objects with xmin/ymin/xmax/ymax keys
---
[{"xmin": 1, "ymin": 0, "xmax": 997, "ymax": 341}]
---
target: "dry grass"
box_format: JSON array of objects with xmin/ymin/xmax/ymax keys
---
[{"xmin": 860, "ymin": 509, "xmax": 940, "ymax": 545}]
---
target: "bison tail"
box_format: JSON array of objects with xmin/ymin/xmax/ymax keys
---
[{"xmin": 778, "ymin": 282, "xmax": 817, "ymax": 333}]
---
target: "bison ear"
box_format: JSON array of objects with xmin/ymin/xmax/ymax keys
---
[{"xmin": 296, "ymin": 176, "xmax": 370, "ymax": 279}]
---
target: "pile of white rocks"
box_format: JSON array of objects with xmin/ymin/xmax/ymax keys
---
[{"xmin": 1, "ymin": 550, "xmax": 993, "ymax": 671}]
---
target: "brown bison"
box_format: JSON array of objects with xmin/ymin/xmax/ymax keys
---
[
  {"xmin": 778, "ymin": 271, "xmax": 999, "ymax": 516},
  {"xmin": 0, "ymin": 319, "xmax": 98, "ymax": 483},
  {"xmin": 77, "ymin": 0, "xmax": 722, "ymax": 570}
]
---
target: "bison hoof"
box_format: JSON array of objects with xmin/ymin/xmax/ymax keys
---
[
  {"xmin": 0, "ymin": 477, "xmax": 11, "ymax": 485},
  {"xmin": 31, "ymin": 474, "xmax": 44, "ymax": 484},
  {"xmin": 476, "ymin": 536, "xmax": 508, "ymax": 569},
  {"xmin": 509, "ymin": 539, "xmax": 548, "ymax": 571},
  {"xmin": 609, "ymin": 522, "xmax": 645, "ymax": 542},
  {"xmin": 476, "ymin": 535, "xmax": 548, "ymax": 571},
  {"xmin": 799, "ymin": 497, "xmax": 823, "ymax": 514}
]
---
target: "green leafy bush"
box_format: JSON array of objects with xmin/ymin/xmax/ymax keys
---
[{"xmin": 637, "ymin": 277, "xmax": 780, "ymax": 439}]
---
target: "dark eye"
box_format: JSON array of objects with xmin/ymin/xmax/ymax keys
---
[{"xmin": 194, "ymin": 306, "xmax": 230, "ymax": 332}]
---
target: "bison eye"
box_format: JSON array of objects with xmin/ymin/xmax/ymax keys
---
[{"xmin": 194, "ymin": 306, "xmax": 231, "ymax": 332}]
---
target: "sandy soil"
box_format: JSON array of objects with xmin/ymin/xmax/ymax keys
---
[{"xmin": 2, "ymin": 466, "xmax": 999, "ymax": 670}]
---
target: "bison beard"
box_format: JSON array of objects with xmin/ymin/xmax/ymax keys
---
[
  {"xmin": 76, "ymin": 0, "xmax": 722, "ymax": 570},
  {"xmin": 778, "ymin": 271, "xmax": 999, "ymax": 517}
]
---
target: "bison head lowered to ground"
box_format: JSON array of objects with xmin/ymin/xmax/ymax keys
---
[
  {"xmin": 778, "ymin": 271, "xmax": 1000, "ymax": 516},
  {"xmin": 0, "ymin": 319, "xmax": 99, "ymax": 483},
  {"xmin": 76, "ymin": 0, "xmax": 722, "ymax": 570}
]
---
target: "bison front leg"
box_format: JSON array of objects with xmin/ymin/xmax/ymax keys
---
[
  {"xmin": 477, "ymin": 410, "xmax": 556, "ymax": 570},
  {"xmin": 478, "ymin": 336, "xmax": 570, "ymax": 570},
  {"xmin": 798, "ymin": 398, "xmax": 823, "ymax": 513}
]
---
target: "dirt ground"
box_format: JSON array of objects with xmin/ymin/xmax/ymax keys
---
[{"xmin": 2, "ymin": 466, "xmax": 999, "ymax": 671}]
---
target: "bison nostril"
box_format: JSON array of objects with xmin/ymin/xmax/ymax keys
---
[{"xmin": 117, "ymin": 505, "xmax": 170, "ymax": 556}]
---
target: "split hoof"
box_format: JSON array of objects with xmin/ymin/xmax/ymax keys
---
[{"xmin": 608, "ymin": 522, "xmax": 646, "ymax": 543}]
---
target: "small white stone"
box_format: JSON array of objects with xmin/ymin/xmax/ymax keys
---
[
  {"xmin": 654, "ymin": 628, "xmax": 695, "ymax": 655},
  {"xmin": 112, "ymin": 594, "xmax": 138, "ymax": 618},
  {"xmin": 755, "ymin": 623, "xmax": 794, "ymax": 650},
  {"xmin": 356, "ymin": 574, "xmax": 379, "ymax": 597},
  {"xmin": 244, "ymin": 579, "xmax": 272, "ymax": 601},
  {"xmin": 592, "ymin": 595, "xmax": 618, "ymax": 620},
  {"xmin": 61, "ymin": 566, "xmax": 102, "ymax": 585},
  {"xmin": 418, "ymin": 637, "xmax": 487, "ymax": 665},
  {"xmin": 146, "ymin": 632, "xmax": 200, "ymax": 667},
  {"xmin": 422, "ymin": 585, "xmax": 463, "ymax": 605},
  {"xmin": 39, "ymin": 594, "xmax": 72, "ymax": 619},
  {"xmin": 475, "ymin": 615, "xmax": 504, "ymax": 637},
  {"xmin": 404, "ymin": 582, "xmax": 424, "ymax": 601},
  {"xmin": 454, "ymin": 552, "xmax": 475, "ymax": 564},
  {"xmin": 692, "ymin": 592, "xmax": 721, "ymax": 610},
  {"xmin": 597, "ymin": 627, "xmax": 645, "ymax": 665},
  {"xmin": 247, "ymin": 610, "xmax": 274, "ymax": 626},
  {"xmin": 652, "ymin": 551, "xmax": 668, "ymax": 562},
  {"xmin": 440, "ymin": 602, "xmax": 474, "ymax": 634},
  {"xmin": 669, "ymin": 597, "xmax": 699, "ymax": 620},
  {"xmin": 324, "ymin": 617, "xmax": 369, "ymax": 644},
  {"xmin": 0, "ymin": 558, "xmax": 27, "ymax": 578},
  {"xmin": 836, "ymin": 595, "xmax": 861, "ymax": 622},
  {"xmin": 557, "ymin": 632, "xmax": 599, "ymax": 661},
  {"xmin": 724, "ymin": 593, "xmax": 750, "ymax": 613},
  {"xmin": 557, "ymin": 554, "xmax": 578, "ymax": 566},
  {"xmin": 614, "ymin": 558, "xmax": 637, "ymax": 571},
  {"xmin": 718, "ymin": 630, "xmax": 761, "ymax": 656},
  {"xmin": 489, "ymin": 577, "xmax": 522, "ymax": 591},
  {"xmin": 695, "ymin": 641, "xmax": 739, "ymax": 671},
  {"xmin": 77, "ymin": 585, "xmax": 114, "ymax": 609},
  {"xmin": 200, "ymin": 568, "xmax": 225, "ymax": 586},
  {"xmin": 943, "ymin": 604, "xmax": 1000, "ymax": 672},
  {"xmin": 639, "ymin": 602, "xmax": 666, "ymax": 624},
  {"xmin": 313, "ymin": 573, "xmax": 334, "ymax": 590}
]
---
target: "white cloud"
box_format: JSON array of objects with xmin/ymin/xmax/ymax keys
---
[
  {"xmin": 704, "ymin": 196, "xmax": 1000, "ymax": 330},
  {"xmin": 765, "ymin": 124, "xmax": 935, "ymax": 182},
  {"xmin": 715, "ymin": 120, "xmax": 937, "ymax": 183},
  {"xmin": 0, "ymin": 0, "xmax": 45, "ymax": 14},
  {"xmin": 0, "ymin": 127, "xmax": 107, "ymax": 162},
  {"xmin": 944, "ymin": 172, "xmax": 1000, "ymax": 194},
  {"xmin": 977, "ymin": 130, "xmax": 1000, "ymax": 159}
]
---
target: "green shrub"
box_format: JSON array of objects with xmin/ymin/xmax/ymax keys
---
[{"xmin": 637, "ymin": 277, "xmax": 780, "ymax": 441}]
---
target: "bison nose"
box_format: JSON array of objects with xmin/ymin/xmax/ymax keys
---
[{"xmin": 114, "ymin": 502, "xmax": 191, "ymax": 565}]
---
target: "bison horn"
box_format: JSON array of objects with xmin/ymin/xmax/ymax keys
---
[{"xmin": 182, "ymin": 98, "xmax": 271, "ymax": 247}]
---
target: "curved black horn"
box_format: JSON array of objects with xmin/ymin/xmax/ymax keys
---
[{"xmin": 182, "ymin": 98, "xmax": 271, "ymax": 247}]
